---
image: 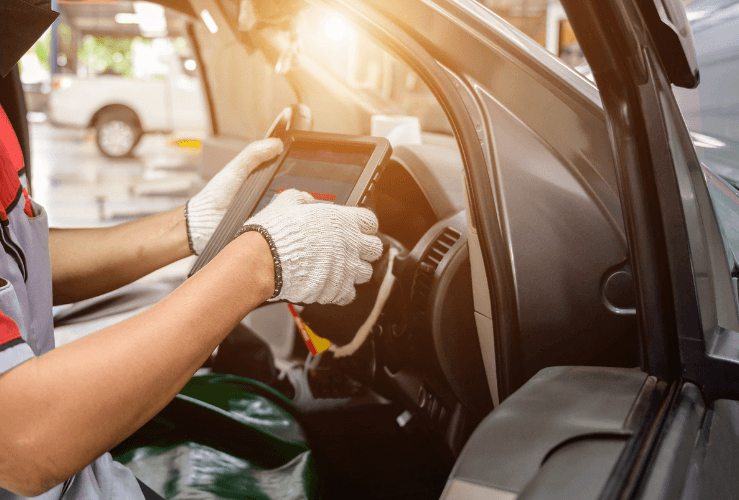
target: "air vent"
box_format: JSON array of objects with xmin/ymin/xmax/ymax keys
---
[{"xmin": 412, "ymin": 228, "xmax": 461, "ymax": 315}]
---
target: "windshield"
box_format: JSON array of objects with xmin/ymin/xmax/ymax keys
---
[
  {"xmin": 297, "ymin": 6, "xmax": 453, "ymax": 135},
  {"xmin": 673, "ymin": 0, "xmax": 739, "ymax": 188},
  {"xmin": 671, "ymin": 0, "xmax": 739, "ymax": 275}
]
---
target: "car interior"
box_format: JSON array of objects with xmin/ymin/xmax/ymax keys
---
[{"xmin": 33, "ymin": 0, "xmax": 652, "ymax": 497}]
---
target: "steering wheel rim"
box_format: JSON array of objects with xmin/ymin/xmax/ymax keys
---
[{"xmin": 264, "ymin": 104, "xmax": 313, "ymax": 140}]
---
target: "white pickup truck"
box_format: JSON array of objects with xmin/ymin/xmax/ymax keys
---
[{"xmin": 48, "ymin": 56, "xmax": 209, "ymax": 158}]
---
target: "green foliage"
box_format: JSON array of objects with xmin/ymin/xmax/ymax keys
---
[
  {"xmin": 58, "ymin": 23, "xmax": 73, "ymax": 48},
  {"xmin": 33, "ymin": 30, "xmax": 52, "ymax": 72},
  {"xmin": 77, "ymin": 36, "xmax": 153, "ymax": 77},
  {"xmin": 173, "ymin": 36, "xmax": 189, "ymax": 55},
  {"xmin": 78, "ymin": 36, "xmax": 144, "ymax": 77},
  {"xmin": 25, "ymin": 26, "xmax": 139, "ymax": 76}
]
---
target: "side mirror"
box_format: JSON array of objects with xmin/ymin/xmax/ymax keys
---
[{"xmin": 638, "ymin": 0, "xmax": 700, "ymax": 88}]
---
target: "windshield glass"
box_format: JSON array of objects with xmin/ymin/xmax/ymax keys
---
[
  {"xmin": 671, "ymin": 0, "xmax": 739, "ymax": 273},
  {"xmin": 673, "ymin": 0, "xmax": 739, "ymax": 188},
  {"xmin": 297, "ymin": 6, "xmax": 452, "ymax": 135}
]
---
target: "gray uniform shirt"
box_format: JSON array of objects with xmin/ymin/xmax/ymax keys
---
[{"xmin": 0, "ymin": 107, "xmax": 144, "ymax": 499}]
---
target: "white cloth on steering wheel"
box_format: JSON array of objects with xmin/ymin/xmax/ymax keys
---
[{"xmin": 330, "ymin": 247, "xmax": 399, "ymax": 358}]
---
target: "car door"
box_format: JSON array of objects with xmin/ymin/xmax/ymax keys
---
[
  {"xmin": 438, "ymin": 0, "xmax": 739, "ymax": 497},
  {"xmin": 314, "ymin": 0, "xmax": 657, "ymax": 496},
  {"xmin": 563, "ymin": 1, "xmax": 739, "ymax": 498}
]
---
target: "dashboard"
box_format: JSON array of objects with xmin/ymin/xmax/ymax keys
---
[{"xmin": 301, "ymin": 139, "xmax": 494, "ymax": 454}]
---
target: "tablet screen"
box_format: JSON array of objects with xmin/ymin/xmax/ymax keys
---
[{"xmin": 253, "ymin": 139, "xmax": 375, "ymax": 214}]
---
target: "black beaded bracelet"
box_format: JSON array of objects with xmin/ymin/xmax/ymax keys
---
[
  {"xmin": 183, "ymin": 201, "xmax": 197, "ymax": 256},
  {"xmin": 234, "ymin": 224, "xmax": 283, "ymax": 299}
]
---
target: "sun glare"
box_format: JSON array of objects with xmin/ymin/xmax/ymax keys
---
[{"xmin": 324, "ymin": 15, "xmax": 352, "ymax": 42}]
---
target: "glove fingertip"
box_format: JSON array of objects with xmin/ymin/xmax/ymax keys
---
[
  {"xmin": 262, "ymin": 137, "xmax": 284, "ymax": 148},
  {"xmin": 275, "ymin": 189, "xmax": 314, "ymax": 205},
  {"xmin": 360, "ymin": 235, "xmax": 384, "ymax": 262},
  {"xmin": 349, "ymin": 207, "xmax": 379, "ymax": 234},
  {"xmin": 247, "ymin": 137, "xmax": 283, "ymax": 153},
  {"xmin": 227, "ymin": 138, "xmax": 284, "ymax": 182},
  {"xmin": 336, "ymin": 294, "xmax": 354, "ymax": 307},
  {"xmin": 244, "ymin": 138, "xmax": 284, "ymax": 164},
  {"xmin": 296, "ymin": 190, "xmax": 316, "ymax": 204},
  {"xmin": 355, "ymin": 261, "xmax": 373, "ymax": 284}
]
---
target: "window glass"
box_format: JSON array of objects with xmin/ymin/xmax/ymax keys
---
[
  {"xmin": 673, "ymin": 0, "xmax": 739, "ymax": 188},
  {"xmin": 671, "ymin": 0, "xmax": 739, "ymax": 278},
  {"xmin": 297, "ymin": 6, "xmax": 453, "ymax": 135},
  {"xmin": 477, "ymin": 1, "xmax": 587, "ymax": 72}
]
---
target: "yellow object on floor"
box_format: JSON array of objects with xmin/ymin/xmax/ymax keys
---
[{"xmin": 167, "ymin": 138, "xmax": 202, "ymax": 149}]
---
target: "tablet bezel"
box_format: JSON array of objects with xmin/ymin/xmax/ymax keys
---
[{"xmin": 255, "ymin": 131, "xmax": 392, "ymax": 209}]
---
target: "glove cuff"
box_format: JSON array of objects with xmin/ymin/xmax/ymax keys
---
[
  {"xmin": 234, "ymin": 224, "xmax": 283, "ymax": 299},
  {"xmin": 183, "ymin": 200, "xmax": 197, "ymax": 256}
]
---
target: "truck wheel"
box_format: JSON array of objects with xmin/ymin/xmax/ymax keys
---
[{"xmin": 95, "ymin": 110, "xmax": 142, "ymax": 158}]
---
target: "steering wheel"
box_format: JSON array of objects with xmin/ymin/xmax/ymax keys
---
[
  {"xmin": 264, "ymin": 104, "xmax": 312, "ymax": 140},
  {"xmin": 298, "ymin": 230, "xmax": 410, "ymax": 392}
]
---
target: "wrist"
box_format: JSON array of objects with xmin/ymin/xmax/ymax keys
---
[
  {"xmin": 169, "ymin": 206, "xmax": 193, "ymax": 261},
  {"xmin": 234, "ymin": 224, "xmax": 282, "ymax": 300},
  {"xmin": 232, "ymin": 230, "xmax": 276, "ymax": 303}
]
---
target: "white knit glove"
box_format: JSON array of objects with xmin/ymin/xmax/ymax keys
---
[
  {"xmin": 238, "ymin": 189, "xmax": 384, "ymax": 305},
  {"xmin": 186, "ymin": 138, "xmax": 283, "ymax": 255}
]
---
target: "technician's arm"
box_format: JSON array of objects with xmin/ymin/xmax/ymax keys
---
[
  {"xmin": 0, "ymin": 231, "xmax": 274, "ymax": 496},
  {"xmin": 49, "ymin": 208, "xmax": 191, "ymax": 305},
  {"xmin": 0, "ymin": 190, "xmax": 383, "ymax": 497},
  {"xmin": 49, "ymin": 207, "xmax": 191, "ymax": 305}
]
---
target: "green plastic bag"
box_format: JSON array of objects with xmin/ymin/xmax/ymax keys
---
[{"xmin": 112, "ymin": 374, "xmax": 318, "ymax": 500}]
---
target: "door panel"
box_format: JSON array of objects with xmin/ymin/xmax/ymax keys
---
[
  {"xmin": 639, "ymin": 387, "xmax": 739, "ymax": 500},
  {"xmin": 685, "ymin": 399, "xmax": 739, "ymax": 498},
  {"xmin": 442, "ymin": 366, "xmax": 647, "ymax": 498}
]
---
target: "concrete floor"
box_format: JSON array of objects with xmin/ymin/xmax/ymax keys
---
[{"xmin": 29, "ymin": 117, "xmax": 203, "ymax": 228}]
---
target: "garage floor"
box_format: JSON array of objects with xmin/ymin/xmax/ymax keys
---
[{"xmin": 29, "ymin": 117, "xmax": 202, "ymax": 228}]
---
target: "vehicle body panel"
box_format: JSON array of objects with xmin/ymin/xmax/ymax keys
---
[
  {"xmin": 469, "ymin": 0, "xmax": 739, "ymax": 497},
  {"xmin": 48, "ymin": 60, "xmax": 207, "ymax": 134},
  {"xmin": 49, "ymin": 76, "xmax": 169, "ymax": 130}
]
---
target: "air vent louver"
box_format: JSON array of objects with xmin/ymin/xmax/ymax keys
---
[{"xmin": 412, "ymin": 228, "xmax": 461, "ymax": 315}]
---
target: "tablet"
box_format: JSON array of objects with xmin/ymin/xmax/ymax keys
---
[
  {"xmin": 189, "ymin": 131, "xmax": 392, "ymax": 276},
  {"xmin": 254, "ymin": 133, "xmax": 390, "ymax": 212}
]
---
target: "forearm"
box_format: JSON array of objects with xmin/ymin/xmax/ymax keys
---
[
  {"xmin": 50, "ymin": 206, "xmax": 192, "ymax": 305},
  {"xmin": 0, "ymin": 232, "xmax": 273, "ymax": 495}
]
